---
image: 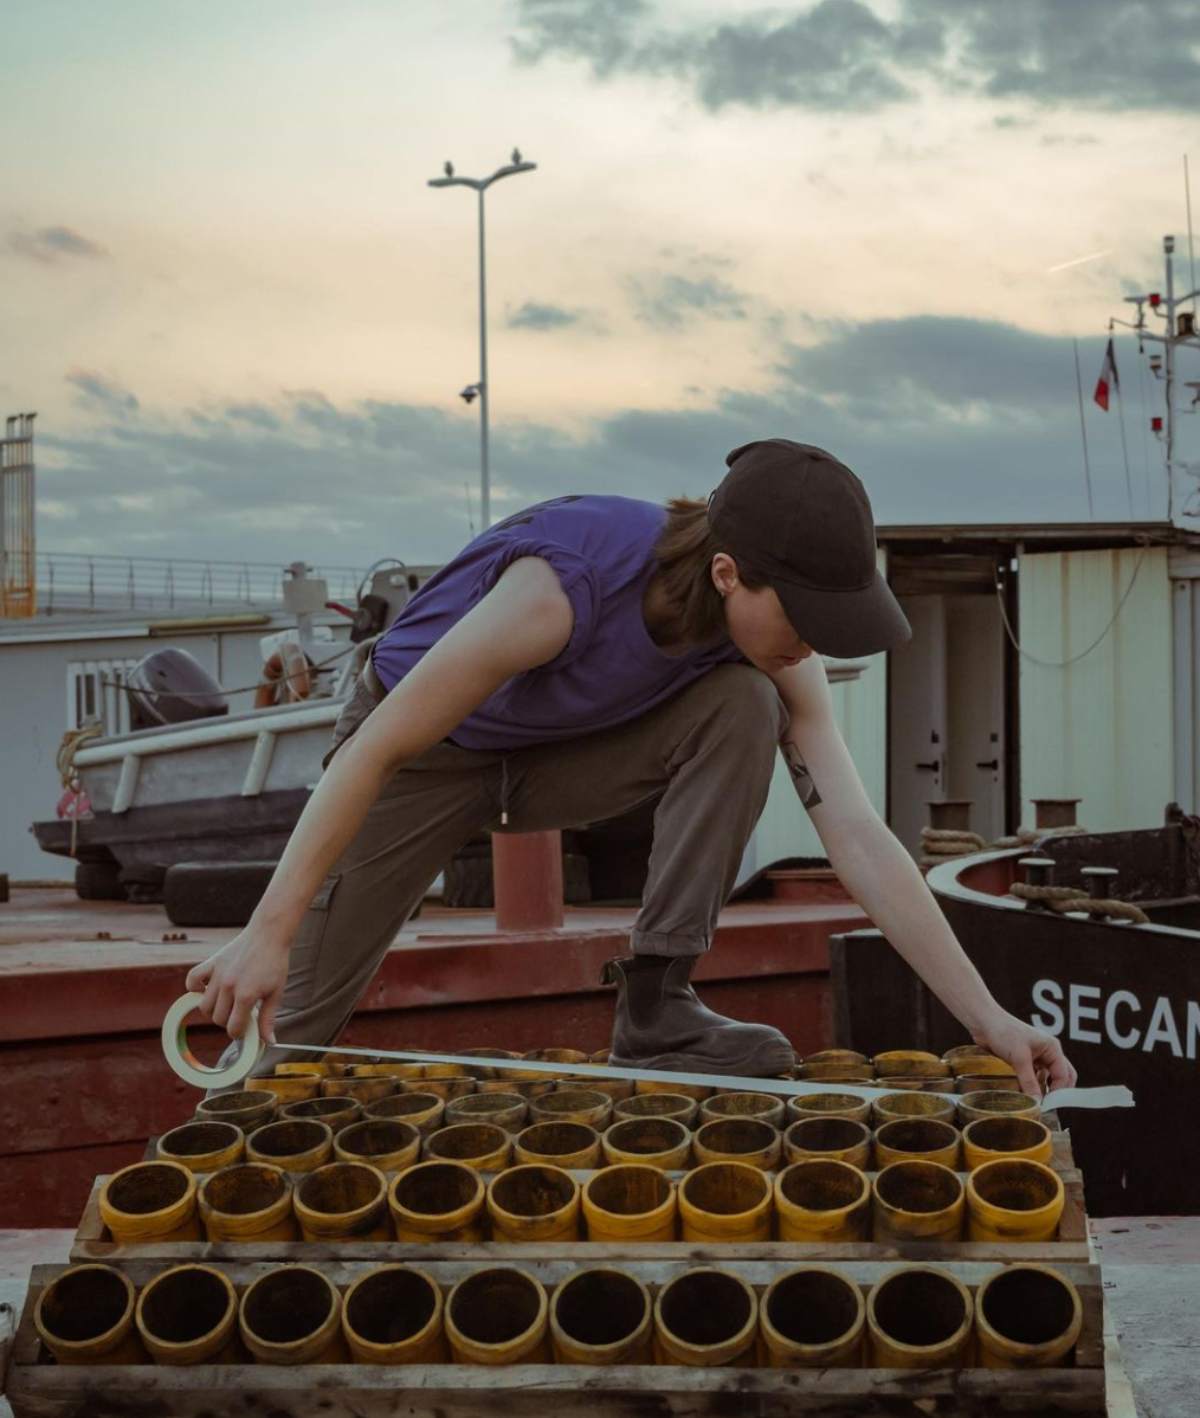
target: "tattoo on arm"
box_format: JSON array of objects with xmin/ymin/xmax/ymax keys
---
[{"xmin": 782, "ymin": 740, "xmax": 822, "ymax": 810}]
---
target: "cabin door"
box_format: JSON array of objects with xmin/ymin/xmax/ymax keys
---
[
  {"xmin": 888, "ymin": 555, "xmax": 1010, "ymax": 855},
  {"xmin": 943, "ymin": 595, "xmax": 1006, "ymax": 843},
  {"xmin": 889, "ymin": 595, "xmax": 949, "ymax": 854}
]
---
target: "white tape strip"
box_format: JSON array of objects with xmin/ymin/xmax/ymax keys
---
[
  {"xmin": 1040, "ymin": 1084, "xmax": 1134, "ymax": 1112},
  {"xmin": 161, "ymin": 991, "xmax": 264, "ymax": 1089},
  {"xmin": 159, "ymin": 993, "xmax": 1135, "ymax": 1111}
]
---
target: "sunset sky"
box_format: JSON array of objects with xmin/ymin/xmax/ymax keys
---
[{"xmin": 4, "ymin": 0, "xmax": 1199, "ymax": 570}]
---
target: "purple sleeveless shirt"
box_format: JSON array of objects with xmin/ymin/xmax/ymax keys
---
[{"xmin": 371, "ymin": 494, "xmax": 744, "ymax": 751}]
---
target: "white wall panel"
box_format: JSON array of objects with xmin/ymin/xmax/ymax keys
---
[
  {"xmin": 1018, "ymin": 547, "xmax": 1171, "ymax": 831},
  {"xmin": 740, "ymin": 652, "xmax": 887, "ymax": 881}
]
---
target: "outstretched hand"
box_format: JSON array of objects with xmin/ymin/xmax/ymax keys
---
[
  {"xmin": 185, "ymin": 929, "xmax": 290, "ymax": 1044},
  {"xmin": 971, "ymin": 1008, "xmax": 1077, "ymax": 1100}
]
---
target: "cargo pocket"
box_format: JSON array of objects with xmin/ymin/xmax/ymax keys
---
[
  {"xmin": 309, "ymin": 874, "xmax": 341, "ymax": 913},
  {"xmin": 286, "ymin": 871, "xmax": 344, "ymax": 1006}
]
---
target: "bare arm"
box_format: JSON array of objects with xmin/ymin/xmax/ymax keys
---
[
  {"xmin": 187, "ymin": 557, "xmax": 574, "ymax": 1040},
  {"xmin": 768, "ymin": 656, "xmax": 1077, "ymax": 1098}
]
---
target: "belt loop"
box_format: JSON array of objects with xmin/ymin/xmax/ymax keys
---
[{"xmin": 500, "ymin": 756, "xmax": 510, "ymax": 826}]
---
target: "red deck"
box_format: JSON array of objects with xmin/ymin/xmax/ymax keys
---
[{"xmin": 0, "ymin": 886, "xmax": 863, "ymax": 1227}]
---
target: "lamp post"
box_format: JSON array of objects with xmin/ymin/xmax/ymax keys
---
[{"xmin": 428, "ymin": 150, "xmax": 537, "ymax": 530}]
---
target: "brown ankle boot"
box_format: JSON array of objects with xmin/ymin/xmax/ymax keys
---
[{"xmin": 603, "ymin": 954, "xmax": 795, "ymax": 1077}]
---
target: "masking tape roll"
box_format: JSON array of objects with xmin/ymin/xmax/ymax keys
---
[
  {"xmin": 161, "ymin": 991, "xmax": 264, "ymax": 1089},
  {"xmin": 158, "ymin": 988, "xmax": 1137, "ymax": 1111}
]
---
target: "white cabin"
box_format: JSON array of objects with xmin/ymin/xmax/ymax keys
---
[{"xmin": 744, "ymin": 519, "xmax": 1198, "ymax": 873}]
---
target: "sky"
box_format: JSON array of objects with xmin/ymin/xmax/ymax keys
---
[{"xmin": 3, "ymin": 0, "xmax": 1199, "ymax": 572}]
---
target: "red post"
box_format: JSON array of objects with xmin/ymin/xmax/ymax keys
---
[{"xmin": 492, "ymin": 830, "xmax": 564, "ymax": 932}]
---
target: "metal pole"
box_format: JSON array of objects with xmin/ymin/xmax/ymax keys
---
[
  {"xmin": 1164, "ymin": 235, "xmax": 1176, "ymax": 522},
  {"xmin": 427, "ymin": 155, "xmax": 536, "ymax": 535},
  {"xmin": 477, "ymin": 188, "xmax": 490, "ymax": 530},
  {"xmin": 1071, "ymin": 338, "xmax": 1095, "ymax": 519}
]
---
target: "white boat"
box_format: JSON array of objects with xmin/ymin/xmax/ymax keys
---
[{"xmin": 29, "ymin": 564, "xmax": 410, "ymax": 899}]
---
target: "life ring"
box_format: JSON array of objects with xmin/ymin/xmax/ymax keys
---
[{"xmin": 254, "ymin": 640, "xmax": 312, "ymax": 707}]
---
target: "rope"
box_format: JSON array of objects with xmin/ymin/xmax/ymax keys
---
[
  {"xmin": 921, "ymin": 828, "xmax": 987, "ymax": 849},
  {"xmin": 97, "ymin": 641, "xmax": 355, "ymax": 701},
  {"xmin": 920, "ymin": 821, "xmax": 1089, "ymax": 868},
  {"xmin": 56, "ymin": 723, "xmax": 103, "ymax": 790},
  {"xmin": 1010, "ymin": 883, "xmax": 1087, "ymax": 903},
  {"xmin": 921, "ymin": 821, "xmax": 1149, "ymax": 922},
  {"xmin": 1009, "ymin": 881, "xmax": 1149, "ymax": 924},
  {"xmin": 55, "ymin": 723, "xmax": 103, "ymax": 859},
  {"xmin": 991, "ymin": 825, "xmax": 1090, "ymax": 847},
  {"xmin": 994, "ymin": 550, "xmax": 1147, "ymax": 670}
]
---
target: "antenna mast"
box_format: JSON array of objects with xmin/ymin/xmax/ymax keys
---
[{"xmin": 1112, "ymin": 236, "xmax": 1200, "ymax": 521}]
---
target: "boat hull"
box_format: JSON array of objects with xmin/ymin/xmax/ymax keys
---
[
  {"xmin": 33, "ymin": 788, "xmax": 312, "ymax": 871},
  {"xmin": 71, "ymin": 700, "xmax": 341, "ymax": 815},
  {"xmin": 832, "ymin": 834, "xmax": 1200, "ymax": 1217}
]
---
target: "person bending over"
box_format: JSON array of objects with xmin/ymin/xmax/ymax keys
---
[{"xmin": 187, "ymin": 438, "xmax": 1076, "ymax": 1098}]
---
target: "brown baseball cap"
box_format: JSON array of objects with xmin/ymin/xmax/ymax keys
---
[{"xmin": 709, "ymin": 438, "xmax": 911, "ymax": 657}]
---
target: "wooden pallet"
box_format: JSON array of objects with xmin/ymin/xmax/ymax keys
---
[
  {"xmin": 71, "ymin": 1150, "xmax": 1092, "ymax": 1265},
  {"xmin": 5, "ymin": 1256, "xmax": 1107, "ymax": 1418}
]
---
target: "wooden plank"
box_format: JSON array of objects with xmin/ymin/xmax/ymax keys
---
[
  {"xmin": 1059, "ymin": 1172, "xmax": 1088, "ymax": 1244},
  {"xmin": 6, "ymin": 1262, "xmax": 1107, "ymax": 1417},
  {"xmin": 4, "ymin": 1364, "xmax": 1108, "ymax": 1418},
  {"xmin": 9, "ymin": 1271, "xmax": 44, "ymax": 1369},
  {"xmin": 1076, "ymin": 1272, "xmax": 1105, "ymax": 1371},
  {"xmin": 71, "ymin": 1234, "xmax": 1095, "ymax": 1265},
  {"xmin": 71, "ymin": 1177, "xmax": 104, "ymax": 1247}
]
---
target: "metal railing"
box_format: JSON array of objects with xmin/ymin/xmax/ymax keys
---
[{"xmin": 33, "ymin": 551, "xmax": 369, "ymax": 615}]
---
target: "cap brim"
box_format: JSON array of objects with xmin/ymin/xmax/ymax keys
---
[{"xmin": 774, "ymin": 568, "xmax": 912, "ymax": 658}]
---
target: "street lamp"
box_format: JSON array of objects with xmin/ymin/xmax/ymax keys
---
[{"xmin": 428, "ymin": 149, "xmax": 537, "ymax": 530}]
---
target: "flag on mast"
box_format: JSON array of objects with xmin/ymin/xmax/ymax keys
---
[{"xmin": 1093, "ymin": 338, "xmax": 1119, "ymax": 411}]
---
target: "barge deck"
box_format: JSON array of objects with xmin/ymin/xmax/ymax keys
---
[{"xmin": 0, "ymin": 885, "xmax": 861, "ymax": 1228}]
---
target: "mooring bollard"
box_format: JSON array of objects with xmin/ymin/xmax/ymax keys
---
[{"xmin": 492, "ymin": 830, "xmax": 564, "ymax": 931}]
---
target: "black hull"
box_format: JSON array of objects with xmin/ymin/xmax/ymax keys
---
[
  {"xmin": 832, "ymin": 826, "xmax": 1200, "ymax": 1217},
  {"xmin": 32, "ymin": 789, "xmax": 312, "ymax": 871}
]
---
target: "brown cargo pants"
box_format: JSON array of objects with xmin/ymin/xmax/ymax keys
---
[{"xmin": 249, "ymin": 658, "xmax": 787, "ymax": 1071}]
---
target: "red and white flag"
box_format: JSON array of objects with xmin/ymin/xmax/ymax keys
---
[{"xmin": 1093, "ymin": 338, "xmax": 1119, "ymax": 411}]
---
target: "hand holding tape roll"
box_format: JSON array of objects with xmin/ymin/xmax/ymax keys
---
[
  {"xmin": 160, "ymin": 992, "xmax": 1135, "ymax": 1109},
  {"xmin": 162, "ymin": 992, "xmax": 266, "ymax": 1089}
]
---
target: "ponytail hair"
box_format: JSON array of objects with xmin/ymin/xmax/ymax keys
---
[{"xmin": 653, "ymin": 497, "xmax": 768, "ymax": 645}]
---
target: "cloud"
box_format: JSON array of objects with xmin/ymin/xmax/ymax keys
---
[
  {"xmin": 776, "ymin": 315, "xmax": 1081, "ymax": 416},
  {"xmin": 511, "ymin": 0, "xmax": 1200, "ymax": 113},
  {"xmin": 629, "ymin": 271, "xmax": 749, "ymax": 329},
  {"xmin": 64, "ymin": 369, "xmax": 139, "ymax": 417},
  {"xmin": 224, "ymin": 402, "xmax": 282, "ymax": 431},
  {"xmin": 511, "ymin": 0, "xmax": 651, "ymax": 78},
  {"xmin": 36, "ymin": 313, "xmax": 1157, "ymax": 579},
  {"xmin": 1038, "ymin": 132, "xmax": 1099, "ymax": 147},
  {"xmin": 506, "ymin": 300, "xmax": 587, "ymax": 331},
  {"xmin": 8, "ymin": 225, "xmax": 107, "ymax": 263},
  {"xmin": 918, "ymin": 0, "xmax": 1200, "ymax": 110},
  {"xmin": 513, "ymin": 0, "xmax": 935, "ymax": 112}
]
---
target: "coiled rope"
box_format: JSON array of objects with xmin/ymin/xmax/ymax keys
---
[
  {"xmin": 1008, "ymin": 881, "xmax": 1149, "ymax": 924},
  {"xmin": 55, "ymin": 723, "xmax": 103, "ymax": 858}
]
